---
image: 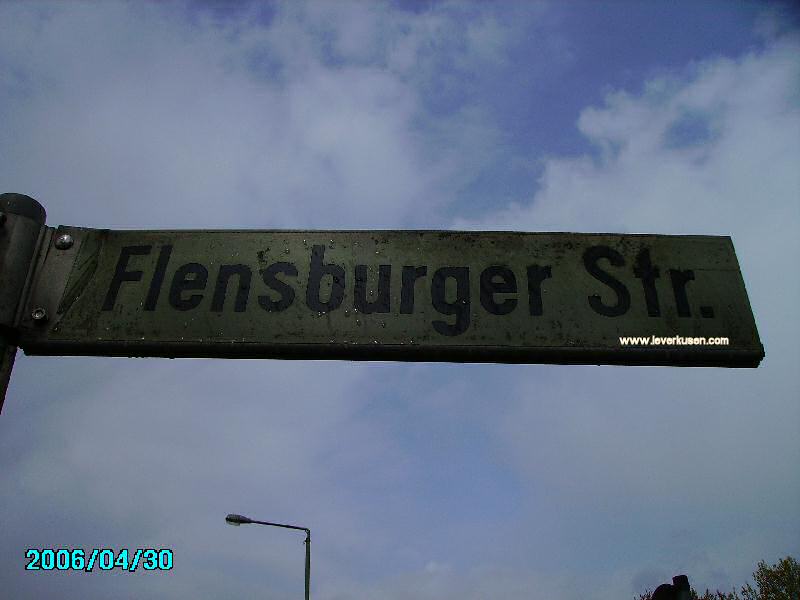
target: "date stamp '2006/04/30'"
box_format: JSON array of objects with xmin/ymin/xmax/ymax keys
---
[{"xmin": 25, "ymin": 548, "xmax": 173, "ymax": 572}]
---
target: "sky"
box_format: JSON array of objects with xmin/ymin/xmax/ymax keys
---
[{"xmin": 0, "ymin": 1, "xmax": 798, "ymax": 598}]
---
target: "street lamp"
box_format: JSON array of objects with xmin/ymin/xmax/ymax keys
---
[{"xmin": 225, "ymin": 513, "xmax": 311, "ymax": 600}]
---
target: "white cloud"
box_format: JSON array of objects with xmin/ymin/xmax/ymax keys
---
[
  {"xmin": 458, "ymin": 36, "xmax": 800, "ymax": 236},
  {"xmin": 454, "ymin": 32, "xmax": 800, "ymax": 596},
  {"xmin": 0, "ymin": 0, "xmax": 521, "ymax": 231},
  {"xmin": 0, "ymin": 2, "xmax": 534, "ymax": 597}
]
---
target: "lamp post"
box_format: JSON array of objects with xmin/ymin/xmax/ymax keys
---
[{"xmin": 225, "ymin": 513, "xmax": 310, "ymax": 600}]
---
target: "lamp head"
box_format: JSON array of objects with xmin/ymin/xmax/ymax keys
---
[{"xmin": 225, "ymin": 513, "xmax": 253, "ymax": 526}]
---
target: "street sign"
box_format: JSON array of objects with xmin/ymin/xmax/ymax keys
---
[{"xmin": 17, "ymin": 227, "xmax": 763, "ymax": 367}]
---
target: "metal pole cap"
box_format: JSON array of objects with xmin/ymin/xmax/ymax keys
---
[{"xmin": 0, "ymin": 193, "xmax": 46, "ymax": 225}]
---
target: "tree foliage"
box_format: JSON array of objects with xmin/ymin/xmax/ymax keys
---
[{"xmin": 636, "ymin": 556, "xmax": 799, "ymax": 600}]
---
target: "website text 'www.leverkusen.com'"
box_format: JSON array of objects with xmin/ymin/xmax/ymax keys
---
[{"xmin": 619, "ymin": 335, "xmax": 730, "ymax": 346}]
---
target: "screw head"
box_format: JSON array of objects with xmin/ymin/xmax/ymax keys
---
[
  {"xmin": 31, "ymin": 307, "xmax": 48, "ymax": 322},
  {"xmin": 55, "ymin": 234, "xmax": 74, "ymax": 250}
]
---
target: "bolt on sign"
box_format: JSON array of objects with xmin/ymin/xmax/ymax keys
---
[{"xmin": 0, "ymin": 194, "xmax": 764, "ymax": 409}]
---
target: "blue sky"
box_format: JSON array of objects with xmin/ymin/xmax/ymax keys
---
[{"xmin": 0, "ymin": 1, "xmax": 798, "ymax": 599}]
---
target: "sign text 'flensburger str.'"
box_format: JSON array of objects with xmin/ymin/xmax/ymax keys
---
[{"xmin": 18, "ymin": 229, "xmax": 763, "ymax": 367}]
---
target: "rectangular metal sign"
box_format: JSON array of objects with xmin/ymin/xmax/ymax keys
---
[{"xmin": 18, "ymin": 228, "xmax": 763, "ymax": 367}]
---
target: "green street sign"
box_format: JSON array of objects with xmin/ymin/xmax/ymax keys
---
[{"xmin": 17, "ymin": 227, "xmax": 763, "ymax": 367}]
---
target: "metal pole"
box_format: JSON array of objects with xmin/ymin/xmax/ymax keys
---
[
  {"xmin": 0, "ymin": 335, "xmax": 18, "ymax": 411},
  {"xmin": 0, "ymin": 193, "xmax": 47, "ymax": 413},
  {"xmin": 241, "ymin": 518, "xmax": 311, "ymax": 599},
  {"xmin": 304, "ymin": 529, "xmax": 310, "ymax": 600}
]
